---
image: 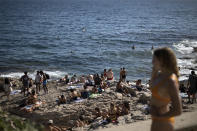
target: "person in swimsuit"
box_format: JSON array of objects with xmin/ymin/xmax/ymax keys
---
[
  {"xmin": 150, "ymin": 47, "xmax": 182, "ymax": 131},
  {"xmin": 106, "ymin": 69, "xmax": 114, "ymax": 80},
  {"xmin": 122, "ymin": 67, "xmax": 127, "ymax": 82},
  {"xmin": 103, "ymin": 69, "xmax": 107, "ymax": 80},
  {"xmin": 119, "ymin": 68, "xmax": 123, "ymax": 81}
]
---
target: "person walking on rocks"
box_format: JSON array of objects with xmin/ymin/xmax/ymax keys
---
[
  {"xmin": 20, "ymin": 71, "xmax": 30, "ymax": 96},
  {"xmin": 187, "ymin": 70, "xmax": 197, "ymax": 104}
]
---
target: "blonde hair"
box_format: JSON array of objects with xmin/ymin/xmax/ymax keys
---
[{"xmin": 152, "ymin": 47, "xmax": 179, "ymax": 79}]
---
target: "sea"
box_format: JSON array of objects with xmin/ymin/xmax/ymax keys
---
[{"xmin": 0, "ymin": 0, "xmax": 197, "ymax": 82}]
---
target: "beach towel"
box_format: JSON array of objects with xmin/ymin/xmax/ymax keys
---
[
  {"xmin": 74, "ymin": 99, "xmax": 84, "ymax": 103},
  {"xmin": 10, "ymin": 90, "xmax": 21, "ymax": 95},
  {"xmin": 21, "ymin": 101, "xmax": 43, "ymax": 112},
  {"xmin": 35, "ymin": 101, "xmax": 42, "ymax": 106},
  {"xmin": 180, "ymin": 93, "xmax": 188, "ymax": 98},
  {"xmin": 89, "ymin": 94, "xmax": 101, "ymax": 98},
  {"xmin": 21, "ymin": 105, "xmax": 34, "ymax": 112},
  {"xmin": 68, "ymin": 85, "xmax": 83, "ymax": 89}
]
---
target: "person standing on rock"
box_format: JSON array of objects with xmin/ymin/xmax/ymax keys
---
[
  {"xmin": 4, "ymin": 77, "xmax": 12, "ymax": 100},
  {"xmin": 122, "ymin": 67, "xmax": 127, "ymax": 82},
  {"xmin": 35, "ymin": 71, "xmax": 41, "ymax": 94},
  {"xmin": 119, "ymin": 68, "xmax": 123, "ymax": 81},
  {"xmin": 20, "ymin": 71, "xmax": 30, "ymax": 96},
  {"xmin": 106, "ymin": 69, "xmax": 114, "ymax": 81},
  {"xmin": 40, "ymin": 71, "xmax": 48, "ymax": 94},
  {"xmin": 150, "ymin": 47, "xmax": 182, "ymax": 131},
  {"xmin": 187, "ymin": 70, "xmax": 197, "ymax": 104}
]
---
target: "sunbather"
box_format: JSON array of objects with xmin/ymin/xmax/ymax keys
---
[{"xmin": 57, "ymin": 95, "xmax": 66, "ymax": 105}]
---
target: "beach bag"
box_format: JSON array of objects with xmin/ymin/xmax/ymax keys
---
[{"xmin": 45, "ymin": 73, "xmax": 50, "ymax": 79}]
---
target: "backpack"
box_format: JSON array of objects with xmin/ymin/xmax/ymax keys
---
[{"xmin": 45, "ymin": 73, "xmax": 50, "ymax": 79}]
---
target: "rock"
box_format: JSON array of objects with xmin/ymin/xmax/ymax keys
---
[
  {"xmin": 137, "ymin": 93, "xmax": 150, "ymax": 104},
  {"xmin": 127, "ymin": 88, "xmax": 137, "ymax": 97},
  {"xmin": 116, "ymin": 93, "xmax": 123, "ymax": 99}
]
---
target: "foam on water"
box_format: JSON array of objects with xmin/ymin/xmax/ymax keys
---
[
  {"xmin": 173, "ymin": 39, "xmax": 197, "ymax": 54},
  {"xmin": 0, "ymin": 70, "xmax": 68, "ymax": 80},
  {"xmin": 177, "ymin": 59, "xmax": 193, "ymax": 67}
]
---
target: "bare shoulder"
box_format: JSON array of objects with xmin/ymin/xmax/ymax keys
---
[{"xmin": 166, "ymin": 74, "xmax": 179, "ymax": 90}]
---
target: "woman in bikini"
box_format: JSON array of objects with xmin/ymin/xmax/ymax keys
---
[
  {"xmin": 106, "ymin": 69, "xmax": 114, "ymax": 80},
  {"xmin": 150, "ymin": 47, "xmax": 182, "ymax": 131}
]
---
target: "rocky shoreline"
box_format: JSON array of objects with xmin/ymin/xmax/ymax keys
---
[{"xmin": 0, "ymin": 77, "xmax": 196, "ymax": 131}]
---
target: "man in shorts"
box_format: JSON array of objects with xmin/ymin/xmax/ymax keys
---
[
  {"xmin": 187, "ymin": 70, "xmax": 197, "ymax": 104},
  {"xmin": 20, "ymin": 71, "xmax": 29, "ymax": 96}
]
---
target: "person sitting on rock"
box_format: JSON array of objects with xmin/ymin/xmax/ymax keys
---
[
  {"xmin": 107, "ymin": 103, "xmax": 118, "ymax": 123},
  {"xmin": 26, "ymin": 89, "xmax": 38, "ymax": 105},
  {"xmin": 85, "ymin": 75, "xmax": 94, "ymax": 86},
  {"xmin": 116, "ymin": 80, "xmax": 128, "ymax": 95},
  {"xmin": 136, "ymin": 79, "xmax": 143, "ymax": 91},
  {"xmin": 60, "ymin": 75, "xmax": 69, "ymax": 84},
  {"xmin": 91, "ymin": 85, "xmax": 98, "ymax": 94},
  {"xmin": 93, "ymin": 107, "xmax": 102, "ymax": 119},
  {"xmin": 70, "ymin": 75, "xmax": 77, "ymax": 83},
  {"xmin": 81, "ymin": 85, "xmax": 90, "ymax": 99},
  {"xmin": 57, "ymin": 95, "xmax": 66, "ymax": 105},
  {"xmin": 121, "ymin": 101, "xmax": 130, "ymax": 115},
  {"xmin": 100, "ymin": 81, "xmax": 108, "ymax": 90},
  {"xmin": 79, "ymin": 75, "xmax": 86, "ymax": 83},
  {"xmin": 70, "ymin": 89, "xmax": 80, "ymax": 101},
  {"xmin": 101, "ymin": 74, "xmax": 105, "ymax": 81},
  {"xmin": 94, "ymin": 74, "xmax": 101, "ymax": 86}
]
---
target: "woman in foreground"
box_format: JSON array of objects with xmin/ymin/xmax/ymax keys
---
[{"xmin": 150, "ymin": 47, "xmax": 182, "ymax": 131}]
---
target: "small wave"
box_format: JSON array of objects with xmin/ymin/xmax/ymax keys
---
[{"xmin": 173, "ymin": 39, "xmax": 197, "ymax": 54}]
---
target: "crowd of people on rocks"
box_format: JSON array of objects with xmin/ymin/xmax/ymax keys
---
[{"xmin": 1, "ymin": 66, "xmax": 197, "ymax": 130}]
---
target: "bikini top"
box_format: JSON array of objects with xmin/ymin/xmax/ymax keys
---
[{"xmin": 151, "ymin": 74, "xmax": 178, "ymax": 103}]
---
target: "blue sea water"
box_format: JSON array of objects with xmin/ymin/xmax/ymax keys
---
[{"xmin": 0, "ymin": 0, "xmax": 197, "ymax": 81}]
